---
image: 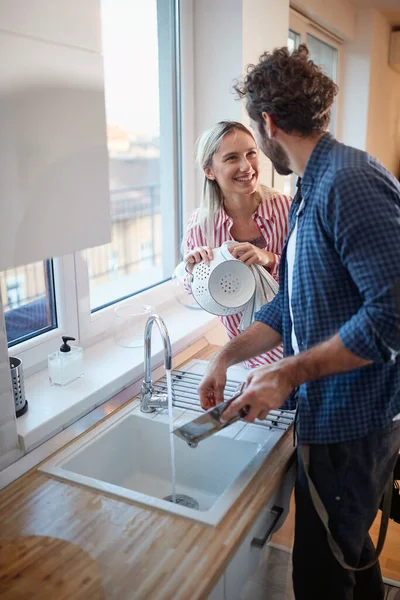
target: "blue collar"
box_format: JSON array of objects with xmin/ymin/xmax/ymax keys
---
[{"xmin": 301, "ymin": 132, "xmax": 337, "ymax": 191}]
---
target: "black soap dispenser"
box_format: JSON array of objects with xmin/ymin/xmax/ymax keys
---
[{"xmin": 48, "ymin": 336, "xmax": 84, "ymax": 387}]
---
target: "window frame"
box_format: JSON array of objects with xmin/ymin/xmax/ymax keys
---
[
  {"xmin": 289, "ymin": 8, "xmax": 344, "ymax": 140},
  {"xmin": 283, "ymin": 9, "xmax": 344, "ymax": 197},
  {"xmin": 5, "ymin": 259, "xmax": 57, "ymax": 348},
  {"xmin": 76, "ymin": 0, "xmax": 182, "ymax": 346},
  {"xmin": 7, "ymin": 254, "xmax": 79, "ymax": 375}
]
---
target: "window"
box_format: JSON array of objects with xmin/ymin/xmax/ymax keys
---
[
  {"xmin": 2, "ymin": 0, "xmax": 181, "ymax": 371},
  {"xmin": 6, "ymin": 275, "xmax": 24, "ymax": 309},
  {"xmin": 307, "ymin": 34, "xmax": 338, "ymax": 132},
  {"xmin": 285, "ymin": 9, "xmax": 343, "ymax": 195},
  {"xmin": 0, "ymin": 260, "xmax": 57, "ymax": 346},
  {"xmin": 288, "ymin": 29, "xmax": 301, "ymax": 53},
  {"xmin": 87, "ymin": 0, "xmax": 180, "ymax": 312},
  {"xmin": 307, "ymin": 34, "xmax": 338, "ymax": 82},
  {"xmin": 288, "ymin": 10, "xmax": 341, "ymax": 122}
]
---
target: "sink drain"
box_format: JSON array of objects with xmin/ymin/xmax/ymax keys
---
[{"xmin": 164, "ymin": 494, "xmax": 199, "ymax": 509}]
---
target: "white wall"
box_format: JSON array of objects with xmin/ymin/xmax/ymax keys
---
[
  {"xmin": 367, "ymin": 10, "xmax": 400, "ymax": 176},
  {"xmin": 292, "ymin": 0, "xmax": 356, "ymax": 40},
  {"xmin": 184, "ymin": 0, "xmax": 243, "ymax": 219},
  {"xmin": 188, "ymin": 0, "xmax": 290, "ymax": 214},
  {"xmin": 242, "ymin": 0, "xmax": 290, "ymax": 112},
  {"xmin": 193, "ymin": 0, "xmax": 243, "ymax": 139},
  {"xmin": 242, "ymin": 0, "xmax": 290, "ymax": 190},
  {"xmin": 339, "ymin": 8, "xmax": 400, "ymax": 177},
  {"xmin": 340, "ymin": 9, "xmax": 374, "ymax": 151}
]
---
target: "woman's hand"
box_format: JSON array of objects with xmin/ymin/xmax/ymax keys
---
[
  {"xmin": 184, "ymin": 246, "xmax": 214, "ymax": 265},
  {"xmin": 229, "ymin": 242, "xmax": 274, "ymax": 268},
  {"xmin": 198, "ymin": 356, "xmax": 228, "ymax": 410}
]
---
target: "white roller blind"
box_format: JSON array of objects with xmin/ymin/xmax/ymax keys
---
[{"xmin": 0, "ymin": 3, "xmax": 111, "ymax": 271}]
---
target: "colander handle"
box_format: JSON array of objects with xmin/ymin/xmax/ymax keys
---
[{"xmin": 184, "ymin": 262, "xmax": 194, "ymax": 282}]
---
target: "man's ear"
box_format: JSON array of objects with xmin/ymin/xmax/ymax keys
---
[
  {"xmin": 262, "ymin": 112, "xmax": 278, "ymax": 138},
  {"xmin": 204, "ymin": 167, "xmax": 215, "ymax": 180}
]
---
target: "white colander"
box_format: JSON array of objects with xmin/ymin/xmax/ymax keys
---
[{"xmin": 187, "ymin": 242, "xmax": 256, "ymax": 316}]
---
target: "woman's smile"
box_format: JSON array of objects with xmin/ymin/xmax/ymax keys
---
[
  {"xmin": 234, "ymin": 172, "xmax": 256, "ymax": 183},
  {"xmin": 205, "ymin": 129, "xmax": 260, "ymax": 197}
]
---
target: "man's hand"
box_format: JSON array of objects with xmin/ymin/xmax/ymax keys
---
[
  {"xmin": 222, "ymin": 360, "xmax": 296, "ymax": 423},
  {"xmin": 221, "ymin": 333, "xmax": 373, "ymax": 422},
  {"xmin": 198, "ymin": 358, "xmax": 228, "ymax": 410},
  {"xmin": 197, "ymin": 322, "xmax": 283, "ymax": 412}
]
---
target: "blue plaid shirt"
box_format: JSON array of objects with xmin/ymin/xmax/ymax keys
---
[{"xmin": 255, "ymin": 133, "xmax": 400, "ymax": 444}]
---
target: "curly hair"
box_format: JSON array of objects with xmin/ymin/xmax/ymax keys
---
[{"xmin": 234, "ymin": 44, "xmax": 339, "ymax": 136}]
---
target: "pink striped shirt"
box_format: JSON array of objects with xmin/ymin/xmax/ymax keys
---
[{"xmin": 183, "ymin": 187, "xmax": 292, "ymax": 368}]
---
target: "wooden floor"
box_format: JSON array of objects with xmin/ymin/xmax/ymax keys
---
[
  {"xmin": 272, "ymin": 493, "xmax": 400, "ymax": 583},
  {"xmin": 370, "ymin": 510, "xmax": 400, "ymax": 582}
]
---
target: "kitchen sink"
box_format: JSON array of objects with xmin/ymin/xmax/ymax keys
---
[
  {"xmin": 40, "ymin": 361, "xmax": 294, "ymax": 525},
  {"xmin": 40, "ymin": 408, "xmax": 270, "ymax": 525}
]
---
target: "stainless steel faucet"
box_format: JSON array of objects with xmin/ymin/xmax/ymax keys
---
[{"xmin": 140, "ymin": 314, "xmax": 172, "ymax": 413}]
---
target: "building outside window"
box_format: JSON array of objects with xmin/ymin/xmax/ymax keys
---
[{"xmin": 0, "ymin": 260, "xmax": 57, "ymax": 346}]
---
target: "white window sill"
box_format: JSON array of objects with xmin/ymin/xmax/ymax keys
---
[{"xmin": 17, "ymin": 298, "xmax": 221, "ymax": 453}]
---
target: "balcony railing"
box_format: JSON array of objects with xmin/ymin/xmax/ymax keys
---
[{"xmin": 110, "ymin": 183, "xmax": 160, "ymax": 221}]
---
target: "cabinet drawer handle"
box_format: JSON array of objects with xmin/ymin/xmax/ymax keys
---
[{"xmin": 250, "ymin": 505, "xmax": 284, "ymax": 549}]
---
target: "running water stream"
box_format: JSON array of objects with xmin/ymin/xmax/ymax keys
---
[{"xmin": 166, "ymin": 369, "xmax": 176, "ymax": 503}]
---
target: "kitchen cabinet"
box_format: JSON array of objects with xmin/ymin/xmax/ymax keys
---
[
  {"xmin": 224, "ymin": 462, "xmax": 296, "ymax": 600},
  {"xmin": 208, "ymin": 575, "xmax": 225, "ymax": 600},
  {"xmin": 207, "ymin": 461, "xmax": 296, "ymax": 600}
]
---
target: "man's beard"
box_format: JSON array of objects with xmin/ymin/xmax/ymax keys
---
[{"xmin": 258, "ymin": 126, "xmax": 292, "ymax": 176}]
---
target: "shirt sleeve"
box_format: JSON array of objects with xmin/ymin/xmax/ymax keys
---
[
  {"xmin": 181, "ymin": 211, "xmax": 206, "ymax": 294},
  {"xmin": 254, "ymin": 288, "xmax": 283, "ymax": 335},
  {"xmin": 327, "ymin": 166, "xmax": 400, "ymax": 364}
]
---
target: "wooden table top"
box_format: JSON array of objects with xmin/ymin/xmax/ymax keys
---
[
  {"xmin": 0, "ymin": 536, "xmax": 104, "ymax": 599},
  {"xmin": 0, "ymin": 345, "xmax": 295, "ymax": 600}
]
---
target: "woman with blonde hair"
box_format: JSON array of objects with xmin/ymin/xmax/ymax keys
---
[{"xmin": 182, "ymin": 120, "xmax": 291, "ymax": 368}]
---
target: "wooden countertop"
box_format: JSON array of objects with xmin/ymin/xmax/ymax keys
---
[{"xmin": 0, "ymin": 345, "xmax": 295, "ymax": 600}]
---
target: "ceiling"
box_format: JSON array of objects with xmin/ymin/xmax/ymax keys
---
[{"xmin": 350, "ymin": 0, "xmax": 400, "ymax": 26}]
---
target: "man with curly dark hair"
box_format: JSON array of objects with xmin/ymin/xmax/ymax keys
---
[
  {"xmin": 235, "ymin": 44, "xmax": 339, "ymax": 177},
  {"xmin": 199, "ymin": 45, "xmax": 400, "ymax": 600}
]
